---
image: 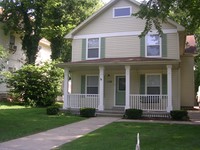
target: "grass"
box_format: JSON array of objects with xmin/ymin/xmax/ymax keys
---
[
  {"xmin": 0, "ymin": 102, "xmax": 84, "ymax": 142},
  {"xmin": 59, "ymin": 122, "xmax": 200, "ymax": 150}
]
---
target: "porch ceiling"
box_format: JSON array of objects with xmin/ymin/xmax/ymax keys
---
[{"xmin": 58, "ymin": 57, "xmax": 180, "ymax": 71}]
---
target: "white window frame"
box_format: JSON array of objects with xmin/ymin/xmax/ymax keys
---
[
  {"xmin": 86, "ymin": 75, "xmax": 99, "ymax": 94},
  {"xmin": 113, "ymin": 6, "xmax": 132, "ymax": 18},
  {"xmin": 145, "ymin": 74, "xmax": 161, "ymax": 95},
  {"xmin": 145, "ymin": 34, "xmax": 162, "ymax": 58},
  {"xmin": 86, "ymin": 38, "xmax": 100, "ymax": 60}
]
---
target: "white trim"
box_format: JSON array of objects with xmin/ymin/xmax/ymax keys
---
[
  {"xmin": 145, "ymin": 34, "xmax": 162, "ymax": 58},
  {"xmin": 145, "ymin": 73, "xmax": 162, "ymax": 95},
  {"xmin": 167, "ymin": 65, "xmax": 173, "ymax": 112},
  {"xmin": 113, "ymin": 6, "xmax": 132, "ymax": 18},
  {"xmin": 86, "ymin": 38, "xmax": 101, "ymax": 60},
  {"xmin": 74, "ymin": 29, "xmax": 177, "ymax": 39},
  {"xmin": 114, "ymin": 74, "xmax": 126, "ymax": 107},
  {"xmin": 99, "ymin": 66, "xmax": 104, "ymax": 111},
  {"xmin": 125, "ymin": 66, "xmax": 131, "ymax": 109},
  {"xmin": 63, "ymin": 68, "xmax": 69, "ymax": 109}
]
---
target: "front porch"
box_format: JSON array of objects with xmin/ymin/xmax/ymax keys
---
[
  {"xmin": 65, "ymin": 94, "xmax": 168, "ymax": 112},
  {"xmin": 59, "ymin": 57, "xmax": 180, "ymax": 113}
]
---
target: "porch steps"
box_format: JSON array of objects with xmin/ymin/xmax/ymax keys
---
[{"xmin": 96, "ymin": 109, "xmax": 124, "ymax": 118}]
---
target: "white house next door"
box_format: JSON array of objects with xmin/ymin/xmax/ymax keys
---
[{"xmin": 115, "ymin": 76, "xmax": 125, "ymax": 106}]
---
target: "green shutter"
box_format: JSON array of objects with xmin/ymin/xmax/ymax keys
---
[
  {"xmin": 162, "ymin": 34, "xmax": 167, "ymax": 57},
  {"xmin": 140, "ymin": 74, "xmax": 145, "ymax": 94},
  {"xmin": 82, "ymin": 39, "xmax": 86, "ymax": 60},
  {"xmin": 162, "ymin": 74, "xmax": 167, "ymax": 94},
  {"xmin": 100, "ymin": 37, "xmax": 105, "ymax": 58},
  {"xmin": 81, "ymin": 75, "xmax": 85, "ymax": 94},
  {"xmin": 140, "ymin": 36, "xmax": 145, "ymax": 57}
]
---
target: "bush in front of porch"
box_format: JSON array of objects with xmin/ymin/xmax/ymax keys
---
[
  {"xmin": 80, "ymin": 108, "xmax": 96, "ymax": 117},
  {"xmin": 124, "ymin": 109, "xmax": 143, "ymax": 119}
]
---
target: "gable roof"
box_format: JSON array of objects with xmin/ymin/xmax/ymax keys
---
[{"xmin": 65, "ymin": 0, "xmax": 185, "ymax": 39}]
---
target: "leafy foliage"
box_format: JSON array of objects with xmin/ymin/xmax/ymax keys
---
[
  {"xmin": 4, "ymin": 61, "xmax": 63, "ymax": 107},
  {"xmin": 80, "ymin": 108, "xmax": 96, "ymax": 118},
  {"xmin": 124, "ymin": 109, "xmax": 143, "ymax": 119},
  {"xmin": 42, "ymin": 0, "xmax": 103, "ymax": 61},
  {"xmin": 170, "ymin": 110, "xmax": 189, "ymax": 121},
  {"xmin": 46, "ymin": 105, "xmax": 60, "ymax": 115},
  {"xmin": 0, "ymin": 0, "xmax": 47, "ymax": 64}
]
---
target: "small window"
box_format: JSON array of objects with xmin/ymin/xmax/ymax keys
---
[
  {"xmin": 113, "ymin": 6, "xmax": 131, "ymax": 18},
  {"xmin": 86, "ymin": 76, "xmax": 99, "ymax": 94},
  {"xmin": 87, "ymin": 38, "xmax": 99, "ymax": 59},
  {"xmin": 146, "ymin": 75, "xmax": 161, "ymax": 94},
  {"xmin": 146, "ymin": 34, "xmax": 161, "ymax": 57}
]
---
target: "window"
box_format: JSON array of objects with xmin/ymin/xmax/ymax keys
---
[
  {"xmin": 146, "ymin": 75, "xmax": 161, "ymax": 94},
  {"xmin": 87, "ymin": 38, "xmax": 99, "ymax": 59},
  {"xmin": 86, "ymin": 76, "xmax": 99, "ymax": 94},
  {"xmin": 113, "ymin": 6, "xmax": 131, "ymax": 18},
  {"xmin": 146, "ymin": 34, "xmax": 161, "ymax": 57}
]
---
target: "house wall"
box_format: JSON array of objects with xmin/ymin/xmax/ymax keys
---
[
  {"xmin": 0, "ymin": 25, "xmax": 51, "ymax": 95},
  {"xmin": 72, "ymin": 33, "xmax": 179, "ymax": 62},
  {"xmin": 71, "ymin": 67, "xmax": 180, "ymax": 110},
  {"xmin": 180, "ymin": 55, "xmax": 195, "ymax": 107},
  {"xmin": 75, "ymin": 0, "xmax": 176, "ymax": 35}
]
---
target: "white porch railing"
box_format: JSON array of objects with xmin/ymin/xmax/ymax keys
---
[
  {"xmin": 130, "ymin": 95, "xmax": 168, "ymax": 111},
  {"xmin": 67, "ymin": 94, "xmax": 99, "ymax": 109}
]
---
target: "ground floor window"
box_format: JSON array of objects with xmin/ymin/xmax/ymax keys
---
[
  {"xmin": 86, "ymin": 75, "xmax": 99, "ymax": 94},
  {"xmin": 146, "ymin": 74, "xmax": 161, "ymax": 94}
]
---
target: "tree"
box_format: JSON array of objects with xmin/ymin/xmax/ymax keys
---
[
  {"xmin": 0, "ymin": 0, "xmax": 47, "ymax": 64},
  {"xmin": 42, "ymin": 0, "xmax": 103, "ymax": 61},
  {"xmin": 134, "ymin": 0, "xmax": 200, "ymax": 36},
  {"xmin": 4, "ymin": 61, "xmax": 63, "ymax": 107}
]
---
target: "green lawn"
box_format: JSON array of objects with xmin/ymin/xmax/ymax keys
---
[
  {"xmin": 59, "ymin": 122, "xmax": 200, "ymax": 150},
  {"xmin": 0, "ymin": 102, "xmax": 84, "ymax": 142}
]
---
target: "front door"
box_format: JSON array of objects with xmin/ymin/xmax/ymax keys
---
[{"xmin": 115, "ymin": 76, "xmax": 125, "ymax": 106}]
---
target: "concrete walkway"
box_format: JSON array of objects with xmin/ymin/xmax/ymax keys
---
[{"xmin": 0, "ymin": 117, "xmax": 120, "ymax": 150}]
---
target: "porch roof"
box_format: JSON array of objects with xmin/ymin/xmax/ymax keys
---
[{"xmin": 58, "ymin": 57, "xmax": 180, "ymax": 69}]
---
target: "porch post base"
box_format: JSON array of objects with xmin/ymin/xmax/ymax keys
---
[
  {"xmin": 167, "ymin": 106, "xmax": 173, "ymax": 113},
  {"xmin": 125, "ymin": 105, "xmax": 130, "ymax": 110},
  {"xmin": 98, "ymin": 105, "xmax": 104, "ymax": 111}
]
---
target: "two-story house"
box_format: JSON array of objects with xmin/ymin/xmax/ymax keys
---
[
  {"xmin": 59, "ymin": 0, "xmax": 195, "ymax": 112},
  {"xmin": 0, "ymin": 23, "xmax": 51, "ymax": 99}
]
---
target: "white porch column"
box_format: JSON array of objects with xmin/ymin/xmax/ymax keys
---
[
  {"xmin": 125, "ymin": 66, "xmax": 131, "ymax": 109},
  {"xmin": 167, "ymin": 65, "xmax": 173, "ymax": 112},
  {"xmin": 99, "ymin": 66, "xmax": 104, "ymax": 111},
  {"xmin": 63, "ymin": 67, "xmax": 69, "ymax": 109}
]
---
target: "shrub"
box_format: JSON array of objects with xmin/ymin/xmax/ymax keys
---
[
  {"xmin": 4, "ymin": 61, "xmax": 63, "ymax": 107},
  {"xmin": 47, "ymin": 105, "xmax": 60, "ymax": 115},
  {"xmin": 170, "ymin": 110, "xmax": 189, "ymax": 120},
  {"xmin": 80, "ymin": 108, "xmax": 96, "ymax": 117},
  {"xmin": 124, "ymin": 109, "xmax": 143, "ymax": 119}
]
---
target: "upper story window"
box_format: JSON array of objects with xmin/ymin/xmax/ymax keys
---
[
  {"xmin": 146, "ymin": 34, "xmax": 161, "ymax": 57},
  {"xmin": 87, "ymin": 38, "xmax": 100, "ymax": 59},
  {"xmin": 113, "ymin": 6, "xmax": 132, "ymax": 18}
]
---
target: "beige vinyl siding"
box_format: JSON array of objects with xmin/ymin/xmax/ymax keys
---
[
  {"xmin": 75, "ymin": 0, "xmax": 176, "ymax": 36},
  {"xmin": 180, "ymin": 56, "xmax": 195, "ymax": 107},
  {"xmin": 72, "ymin": 39, "xmax": 82, "ymax": 62},
  {"xmin": 167, "ymin": 33, "xmax": 179, "ymax": 59},
  {"xmin": 106, "ymin": 36, "xmax": 140, "ymax": 58}
]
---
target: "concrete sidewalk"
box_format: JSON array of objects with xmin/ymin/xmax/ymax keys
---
[{"xmin": 0, "ymin": 117, "xmax": 120, "ymax": 150}]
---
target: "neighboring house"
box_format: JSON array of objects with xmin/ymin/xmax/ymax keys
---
[
  {"xmin": 0, "ymin": 23, "xmax": 51, "ymax": 99},
  {"xmin": 59, "ymin": 0, "xmax": 195, "ymax": 112}
]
